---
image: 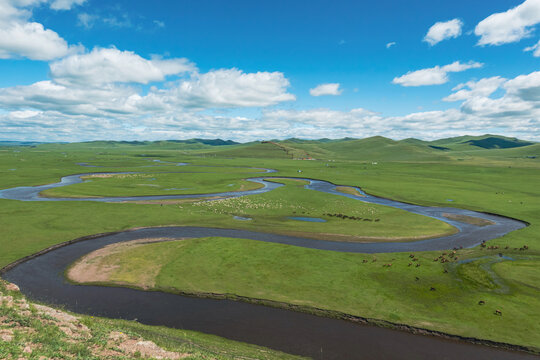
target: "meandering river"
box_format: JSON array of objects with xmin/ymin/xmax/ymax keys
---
[{"xmin": 0, "ymin": 170, "xmax": 534, "ymax": 359}]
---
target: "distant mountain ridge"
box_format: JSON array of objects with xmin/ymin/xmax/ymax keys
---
[
  {"xmin": 192, "ymin": 134, "xmax": 538, "ymax": 161},
  {"xmin": 1, "ymin": 135, "xmax": 538, "ymax": 162}
]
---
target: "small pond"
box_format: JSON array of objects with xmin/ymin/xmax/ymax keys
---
[
  {"xmin": 233, "ymin": 216, "xmax": 252, "ymax": 221},
  {"xmin": 287, "ymin": 216, "xmax": 327, "ymax": 223}
]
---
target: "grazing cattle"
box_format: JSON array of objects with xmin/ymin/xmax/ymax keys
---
[
  {"xmin": 430, "ymin": 287, "xmax": 436, "ymax": 291},
  {"xmin": 408, "ymin": 263, "xmax": 412, "ymax": 267},
  {"xmin": 443, "ymin": 269, "xmax": 448, "ymax": 273},
  {"xmin": 416, "ymin": 263, "xmax": 421, "ymax": 267},
  {"xmin": 409, "ymin": 254, "xmax": 415, "ymax": 258},
  {"xmin": 415, "ymin": 277, "xmax": 420, "ymax": 281},
  {"xmin": 478, "ymin": 300, "xmax": 485, "ymax": 305},
  {"xmin": 495, "ymin": 309, "xmax": 502, "ymax": 316}
]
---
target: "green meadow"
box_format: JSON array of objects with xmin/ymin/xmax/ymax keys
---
[
  {"xmin": 75, "ymin": 236, "xmax": 540, "ymax": 349},
  {"xmin": 1, "ymin": 134, "xmax": 539, "ymax": 355}
]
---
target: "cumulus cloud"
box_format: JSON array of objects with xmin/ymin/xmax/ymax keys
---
[
  {"xmin": 50, "ymin": 47, "xmax": 195, "ymax": 86},
  {"xmin": 0, "ymin": 80, "xmax": 140, "ymax": 117},
  {"xmin": 309, "ymin": 83, "xmax": 343, "ymax": 96},
  {"xmin": 424, "ymin": 19, "xmax": 463, "ymax": 45},
  {"xmin": 475, "ymin": 0, "xmax": 540, "ymax": 46},
  {"xmin": 443, "ymin": 77, "xmax": 506, "ymax": 101},
  {"xmin": 504, "ymin": 70, "xmax": 540, "ymax": 101},
  {"xmin": 392, "ymin": 61, "xmax": 483, "ymax": 87},
  {"xmin": 0, "ymin": 0, "xmax": 84, "ymax": 60},
  {"xmin": 0, "ymin": 62, "xmax": 295, "ymax": 117},
  {"xmin": 170, "ymin": 68, "xmax": 296, "ymax": 108},
  {"xmin": 0, "ymin": 21, "xmax": 70, "ymax": 60},
  {"xmin": 4, "ymin": 70, "xmax": 540, "ymax": 142},
  {"xmin": 440, "ymin": 71, "xmax": 540, "ymax": 127}
]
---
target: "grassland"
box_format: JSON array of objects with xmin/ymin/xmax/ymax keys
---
[
  {"xmin": 1, "ymin": 136, "xmax": 539, "ymax": 356},
  {"xmin": 41, "ymin": 169, "xmax": 265, "ymax": 198},
  {"xmin": 0, "ymin": 174, "xmax": 456, "ymax": 271},
  {"xmin": 66, "ymin": 236, "xmax": 540, "ymax": 351}
]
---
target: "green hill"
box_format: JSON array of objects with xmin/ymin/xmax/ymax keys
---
[
  {"xmin": 430, "ymin": 135, "xmax": 534, "ymax": 151},
  {"xmin": 298, "ymin": 136, "xmax": 450, "ymax": 161}
]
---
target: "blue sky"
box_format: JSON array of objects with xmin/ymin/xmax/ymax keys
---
[{"xmin": 0, "ymin": 0, "xmax": 539, "ymax": 141}]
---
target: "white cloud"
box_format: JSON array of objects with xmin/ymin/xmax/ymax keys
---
[
  {"xmin": 444, "ymin": 76, "xmax": 506, "ymax": 101},
  {"xmin": 0, "ymin": 80, "xmax": 139, "ymax": 117},
  {"xmin": 4, "ymin": 66, "xmax": 539, "ymax": 142},
  {"xmin": 49, "ymin": 0, "xmax": 86, "ymax": 10},
  {"xmin": 392, "ymin": 61, "xmax": 483, "ymax": 87},
  {"xmin": 9, "ymin": 110, "xmax": 42, "ymax": 118},
  {"xmin": 170, "ymin": 68, "xmax": 296, "ymax": 108},
  {"xmin": 475, "ymin": 0, "xmax": 540, "ymax": 46},
  {"xmin": 0, "ymin": 63, "xmax": 295, "ymax": 116},
  {"xmin": 102, "ymin": 14, "xmax": 131, "ymax": 28},
  {"xmin": 77, "ymin": 12, "xmax": 96, "ymax": 29},
  {"xmin": 504, "ymin": 70, "xmax": 540, "ymax": 101},
  {"xmin": 524, "ymin": 39, "xmax": 540, "ymax": 56},
  {"xmin": 2, "ymin": 74, "xmax": 540, "ymax": 141},
  {"xmin": 309, "ymin": 83, "xmax": 343, "ymax": 96},
  {"xmin": 442, "ymin": 71, "xmax": 540, "ymax": 124},
  {"xmin": 50, "ymin": 47, "xmax": 195, "ymax": 86},
  {"xmin": 386, "ymin": 42, "xmax": 396, "ymax": 49},
  {"xmin": 0, "ymin": 21, "xmax": 70, "ymax": 60},
  {"xmin": 424, "ymin": 19, "xmax": 463, "ymax": 45},
  {"xmin": 0, "ymin": 0, "xmax": 84, "ymax": 60}
]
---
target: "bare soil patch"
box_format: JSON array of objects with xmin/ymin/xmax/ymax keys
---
[
  {"xmin": 335, "ymin": 186, "xmax": 365, "ymax": 197},
  {"xmin": 67, "ymin": 238, "xmax": 186, "ymax": 287}
]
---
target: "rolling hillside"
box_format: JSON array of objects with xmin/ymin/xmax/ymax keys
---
[{"xmin": 3, "ymin": 135, "xmax": 537, "ymax": 163}]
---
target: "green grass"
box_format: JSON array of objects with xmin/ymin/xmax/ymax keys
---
[
  {"xmin": 0, "ymin": 179, "xmax": 455, "ymax": 268},
  {"xmin": 41, "ymin": 169, "xmax": 264, "ymax": 198},
  {"xmin": 76, "ymin": 236, "xmax": 540, "ymax": 351},
  {"xmin": 493, "ymin": 260, "xmax": 540, "ymax": 291},
  {"xmin": 192, "ymin": 178, "xmax": 455, "ymax": 241},
  {"xmin": 1, "ymin": 139, "xmax": 540, "ymax": 355}
]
